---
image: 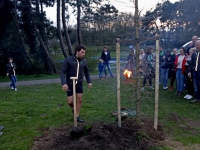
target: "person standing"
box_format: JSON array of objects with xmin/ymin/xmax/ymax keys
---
[
  {"xmin": 187, "ymin": 35, "xmax": 198, "ymax": 54},
  {"xmin": 141, "ymin": 47, "xmax": 155, "ymax": 91},
  {"xmin": 98, "ymin": 59, "xmax": 104, "ymax": 80},
  {"xmin": 161, "ymin": 49, "xmax": 174, "ymax": 90},
  {"xmin": 169, "ymin": 48, "xmax": 178, "ymax": 91},
  {"xmin": 188, "ymin": 40, "xmax": 200, "ymax": 102},
  {"xmin": 159, "ymin": 46, "xmax": 165, "ymax": 84},
  {"xmin": 101, "ymin": 47, "xmax": 114, "ymax": 77},
  {"xmin": 60, "ymin": 45, "xmax": 92, "ymax": 122},
  {"xmin": 174, "ymin": 47, "xmax": 187, "ymax": 95},
  {"xmin": 184, "ymin": 48, "xmax": 195, "ymax": 100},
  {"xmin": 6, "ymin": 57, "xmax": 17, "ymax": 91}
]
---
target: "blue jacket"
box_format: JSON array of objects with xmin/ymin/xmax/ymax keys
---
[{"xmin": 98, "ymin": 62, "xmax": 104, "ymax": 72}]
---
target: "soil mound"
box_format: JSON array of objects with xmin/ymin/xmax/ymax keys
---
[{"xmin": 31, "ymin": 118, "xmax": 165, "ymax": 150}]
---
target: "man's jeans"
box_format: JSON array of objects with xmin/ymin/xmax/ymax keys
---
[
  {"xmin": 176, "ymin": 69, "xmax": 184, "ymax": 92},
  {"xmin": 161, "ymin": 68, "xmax": 169, "ymax": 88},
  {"xmin": 159, "ymin": 65, "xmax": 163, "ymax": 83},
  {"xmin": 103, "ymin": 61, "xmax": 113, "ymax": 77},
  {"xmin": 192, "ymin": 70, "xmax": 200, "ymax": 99},
  {"xmin": 9, "ymin": 76, "xmax": 17, "ymax": 89}
]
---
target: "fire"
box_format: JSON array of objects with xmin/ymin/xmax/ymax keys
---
[{"xmin": 123, "ymin": 69, "xmax": 132, "ymax": 79}]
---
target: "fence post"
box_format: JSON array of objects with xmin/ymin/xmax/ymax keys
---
[
  {"xmin": 116, "ymin": 38, "xmax": 121, "ymax": 127},
  {"xmin": 154, "ymin": 35, "xmax": 160, "ymax": 130}
]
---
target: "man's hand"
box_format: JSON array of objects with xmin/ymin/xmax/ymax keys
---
[
  {"xmin": 6, "ymin": 73, "xmax": 8, "ymax": 76},
  {"xmin": 188, "ymin": 72, "xmax": 191, "ymax": 78},
  {"xmin": 88, "ymin": 83, "xmax": 92, "ymax": 89},
  {"xmin": 62, "ymin": 84, "xmax": 68, "ymax": 91}
]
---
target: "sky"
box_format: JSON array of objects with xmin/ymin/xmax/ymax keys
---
[{"xmin": 44, "ymin": 0, "xmax": 179, "ymax": 26}]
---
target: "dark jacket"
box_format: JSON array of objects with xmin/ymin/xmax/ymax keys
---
[
  {"xmin": 60, "ymin": 56, "xmax": 91, "ymax": 85},
  {"xmin": 101, "ymin": 51, "xmax": 111, "ymax": 62},
  {"xmin": 189, "ymin": 50, "xmax": 200, "ymax": 72},
  {"xmin": 6, "ymin": 63, "xmax": 16, "ymax": 76},
  {"xmin": 161, "ymin": 54, "xmax": 174, "ymax": 69},
  {"xmin": 98, "ymin": 62, "xmax": 104, "ymax": 72},
  {"xmin": 159, "ymin": 51, "xmax": 165, "ymax": 65}
]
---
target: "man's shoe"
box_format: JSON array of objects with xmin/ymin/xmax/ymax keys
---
[
  {"xmin": 150, "ymin": 86, "xmax": 154, "ymax": 90},
  {"xmin": 141, "ymin": 87, "xmax": 145, "ymax": 91},
  {"xmin": 190, "ymin": 99, "xmax": 199, "ymax": 103},
  {"xmin": 14, "ymin": 88, "xmax": 17, "ymax": 91},
  {"xmin": 187, "ymin": 95, "xmax": 193, "ymax": 100},
  {"xmin": 9, "ymin": 86, "xmax": 14, "ymax": 90},
  {"xmin": 0, "ymin": 126, "xmax": 4, "ymax": 131},
  {"xmin": 0, "ymin": 132, "xmax": 3, "ymax": 136},
  {"xmin": 77, "ymin": 117, "xmax": 84, "ymax": 123}
]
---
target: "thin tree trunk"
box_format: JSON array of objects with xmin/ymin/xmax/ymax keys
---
[
  {"xmin": 57, "ymin": 0, "xmax": 68, "ymax": 58},
  {"xmin": 62, "ymin": 0, "xmax": 73, "ymax": 56},
  {"xmin": 134, "ymin": 0, "xmax": 141, "ymax": 125},
  {"xmin": 77, "ymin": 0, "xmax": 82, "ymax": 45},
  {"xmin": 27, "ymin": 0, "xmax": 57, "ymax": 74},
  {"xmin": 14, "ymin": 0, "xmax": 33, "ymax": 66}
]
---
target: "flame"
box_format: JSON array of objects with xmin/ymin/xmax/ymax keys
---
[{"xmin": 123, "ymin": 69, "xmax": 132, "ymax": 79}]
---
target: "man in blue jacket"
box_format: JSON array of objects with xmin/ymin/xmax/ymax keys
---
[
  {"xmin": 60, "ymin": 45, "xmax": 92, "ymax": 122},
  {"xmin": 101, "ymin": 47, "xmax": 114, "ymax": 77}
]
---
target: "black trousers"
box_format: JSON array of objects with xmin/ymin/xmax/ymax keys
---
[{"xmin": 185, "ymin": 74, "xmax": 194, "ymax": 95}]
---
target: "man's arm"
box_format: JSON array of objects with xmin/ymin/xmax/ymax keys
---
[
  {"xmin": 188, "ymin": 53, "xmax": 194, "ymax": 78},
  {"xmin": 84, "ymin": 60, "xmax": 91, "ymax": 83}
]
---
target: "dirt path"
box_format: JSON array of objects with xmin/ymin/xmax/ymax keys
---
[{"xmin": 0, "ymin": 74, "xmax": 116, "ymax": 88}]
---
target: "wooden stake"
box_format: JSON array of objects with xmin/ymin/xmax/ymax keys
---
[
  {"xmin": 116, "ymin": 38, "xmax": 121, "ymax": 127},
  {"xmin": 154, "ymin": 36, "xmax": 160, "ymax": 130},
  {"xmin": 70, "ymin": 77, "xmax": 78, "ymax": 128}
]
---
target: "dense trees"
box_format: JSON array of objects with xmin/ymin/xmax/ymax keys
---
[{"xmin": 1, "ymin": 0, "xmax": 200, "ymax": 75}]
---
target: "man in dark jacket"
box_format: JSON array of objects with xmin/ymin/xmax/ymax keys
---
[
  {"xmin": 101, "ymin": 47, "xmax": 114, "ymax": 77},
  {"xmin": 60, "ymin": 45, "xmax": 92, "ymax": 122},
  {"xmin": 188, "ymin": 40, "xmax": 200, "ymax": 102},
  {"xmin": 161, "ymin": 49, "xmax": 174, "ymax": 90},
  {"xmin": 187, "ymin": 35, "xmax": 198, "ymax": 54}
]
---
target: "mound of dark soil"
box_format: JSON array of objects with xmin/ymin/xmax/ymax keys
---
[{"xmin": 31, "ymin": 118, "xmax": 165, "ymax": 150}]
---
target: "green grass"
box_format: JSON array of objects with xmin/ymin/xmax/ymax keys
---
[{"xmin": 1, "ymin": 78, "xmax": 200, "ymax": 150}]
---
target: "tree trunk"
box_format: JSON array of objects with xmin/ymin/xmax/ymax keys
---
[
  {"xmin": 27, "ymin": 0, "xmax": 57, "ymax": 74},
  {"xmin": 14, "ymin": 0, "xmax": 33, "ymax": 66},
  {"xmin": 134, "ymin": 0, "xmax": 141, "ymax": 125},
  {"xmin": 57, "ymin": 0, "xmax": 68, "ymax": 58},
  {"xmin": 62, "ymin": 0, "xmax": 73, "ymax": 56},
  {"xmin": 77, "ymin": 0, "xmax": 82, "ymax": 45}
]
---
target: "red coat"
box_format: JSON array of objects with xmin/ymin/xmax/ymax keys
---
[{"xmin": 174, "ymin": 55, "xmax": 187, "ymax": 74}]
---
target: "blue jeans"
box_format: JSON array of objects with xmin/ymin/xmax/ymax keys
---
[
  {"xmin": 103, "ymin": 61, "xmax": 113, "ymax": 77},
  {"xmin": 99, "ymin": 71, "xmax": 103, "ymax": 79},
  {"xmin": 159, "ymin": 65, "xmax": 162, "ymax": 83},
  {"xmin": 192, "ymin": 70, "xmax": 200, "ymax": 99},
  {"xmin": 161, "ymin": 68, "xmax": 169, "ymax": 87},
  {"xmin": 9, "ymin": 76, "xmax": 17, "ymax": 89},
  {"xmin": 176, "ymin": 69, "xmax": 184, "ymax": 92}
]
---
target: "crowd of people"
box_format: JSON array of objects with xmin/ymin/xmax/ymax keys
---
[{"xmin": 126, "ymin": 35, "xmax": 200, "ymax": 103}]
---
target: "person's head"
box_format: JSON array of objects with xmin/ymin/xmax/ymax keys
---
[
  {"xmin": 179, "ymin": 47, "xmax": 186, "ymax": 55},
  {"xmin": 140, "ymin": 49, "xmax": 144, "ymax": 55},
  {"xmin": 173, "ymin": 48, "xmax": 178, "ymax": 55},
  {"xmin": 103, "ymin": 47, "xmax": 107, "ymax": 52},
  {"xmin": 8, "ymin": 57, "xmax": 13, "ymax": 63},
  {"xmin": 74, "ymin": 45, "xmax": 86, "ymax": 59},
  {"xmin": 145, "ymin": 46, "xmax": 153, "ymax": 55},
  {"xmin": 189, "ymin": 48, "xmax": 195, "ymax": 56},
  {"xmin": 166, "ymin": 49, "xmax": 171, "ymax": 55},
  {"xmin": 99, "ymin": 59, "xmax": 103, "ymax": 63},
  {"xmin": 195, "ymin": 40, "xmax": 200, "ymax": 51},
  {"xmin": 192, "ymin": 36, "xmax": 198, "ymax": 44},
  {"xmin": 159, "ymin": 46, "xmax": 163, "ymax": 52}
]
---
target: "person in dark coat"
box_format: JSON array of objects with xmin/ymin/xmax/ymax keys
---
[
  {"xmin": 101, "ymin": 47, "xmax": 114, "ymax": 77},
  {"xmin": 6, "ymin": 57, "xmax": 17, "ymax": 91}
]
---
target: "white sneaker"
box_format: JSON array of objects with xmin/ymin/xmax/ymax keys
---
[
  {"xmin": 187, "ymin": 95, "xmax": 193, "ymax": 100},
  {"xmin": 14, "ymin": 88, "xmax": 17, "ymax": 91},
  {"xmin": 9, "ymin": 86, "xmax": 14, "ymax": 90},
  {"xmin": 141, "ymin": 87, "xmax": 145, "ymax": 91},
  {"xmin": 184, "ymin": 94, "xmax": 189, "ymax": 99},
  {"xmin": 150, "ymin": 86, "xmax": 154, "ymax": 90},
  {"xmin": 163, "ymin": 86, "xmax": 168, "ymax": 90}
]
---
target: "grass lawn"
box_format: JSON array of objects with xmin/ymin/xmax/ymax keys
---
[{"xmin": 0, "ymin": 78, "xmax": 200, "ymax": 150}]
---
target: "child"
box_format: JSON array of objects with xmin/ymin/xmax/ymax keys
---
[{"xmin": 98, "ymin": 59, "xmax": 104, "ymax": 80}]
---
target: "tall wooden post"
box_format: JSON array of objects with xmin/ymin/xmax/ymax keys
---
[
  {"xmin": 134, "ymin": 0, "xmax": 141, "ymax": 125},
  {"xmin": 116, "ymin": 38, "xmax": 121, "ymax": 127},
  {"xmin": 154, "ymin": 35, "xmax": 160, "ymax": 130}
]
